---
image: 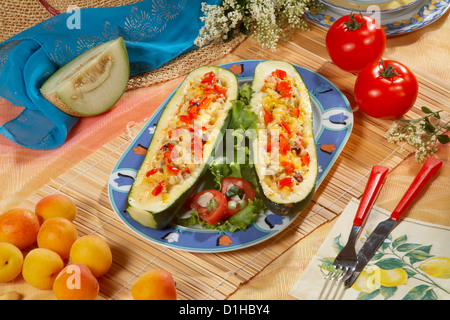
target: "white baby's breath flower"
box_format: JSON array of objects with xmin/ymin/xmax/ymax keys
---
[
  {"xmin": 195, "ymin": 0, "xmax": 321, "ymax": 50},
  {"xmin": 385, "ymin": 108, "xmax": 450, "ymax": 162}
]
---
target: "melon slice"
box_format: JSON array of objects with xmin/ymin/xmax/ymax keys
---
[{"xmin": 41, "ymin": 37, "xmax": 130, "ymax": 117}]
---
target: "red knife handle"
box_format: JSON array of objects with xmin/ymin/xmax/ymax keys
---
[
  {"xmin": 391, "ymin": 157, "xmax": 443, "ymax": 221},
  {"xmin": 353, "ymin": 165, "xmax": 389, "ymax": 227}
]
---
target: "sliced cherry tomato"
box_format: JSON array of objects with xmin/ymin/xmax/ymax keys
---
[
  {"xmin": 264, "ymin": 109, "xmax": 273, "ymax": 125},
  {"xmin": 272, "ymin": 69, "xmax": 287, "ymax": 80},
  {"xmin": 354, "ymin": 59, "xmax": 418, "ymax": 119},
  {"xmin": 278, "ymin": 177, "xmax": 294, "ymax": 189},
  {"xmin": 325, "ymin": 13, "xmax": 386, "ymax": 73},
  {"xmin": 221, "ymin": 177, "xmax": 256, "ymax": 217},
  {"xmin": 151, "ymin": 181, "xmax": 165, "ymax": 196},
  {"xmin": 201, "ymin": 71, "xmax": 216, "ymax": 84},
  {"xmin": 189, "ymin": 190, "xmax": 227, "ymax": 225}
]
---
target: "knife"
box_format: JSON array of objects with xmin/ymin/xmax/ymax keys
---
[{"xmin": 344, "ymin": 157, "xmax": 443, "ymax": 288}]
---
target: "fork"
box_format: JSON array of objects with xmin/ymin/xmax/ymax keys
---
[{"xmin": 325, "ymin": 165, "xmax": 389, "ymax": 283}]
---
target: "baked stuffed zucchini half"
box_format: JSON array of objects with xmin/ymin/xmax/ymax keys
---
[
  {"xmin": 126, "ymin": 66, "xmax": 239, "ymax": 229},
  {"xmin": 250, "ymin": 61, "xmax": 318, "ymax": 216}
]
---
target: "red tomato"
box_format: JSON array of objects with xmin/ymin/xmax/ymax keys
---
[
  {"xmin": 325, "ymin": 13, "xmax": 386, "ymax": 73},
  {"xmin": 221, "ymin": 177, "xmax": 256, "ymax": 217},
  {"xmin": 189, "ymin": 190, "xmax": 228, "ymax": 225},
  {"xmin": 354, "ymin": 59, "xmax": 418, "ymax": 119}
]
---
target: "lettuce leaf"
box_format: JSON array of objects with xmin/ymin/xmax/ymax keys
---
[{"xmin": 177, "ymin": 82, "xmax": 266, "ymax": 232}]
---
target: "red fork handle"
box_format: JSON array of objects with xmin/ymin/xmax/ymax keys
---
[
  {"xmin": 390, "ymin": 157, "xmax": 443, "ymax": 221},
  {"xmin": 353, "ymin": 165, "xmax": 389, "ymax": 226}
]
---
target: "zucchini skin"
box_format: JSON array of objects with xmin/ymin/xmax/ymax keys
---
[
  {"xmin": 251, "ymin": 61, "xmax": 318, "ymax": 217},
  {"xmin": 256, "ymin": 181, "xmax": 315, "ymax": 216},
  {"xmin": 126, "ymin": 66, "xmax": 238, "ymax": 229}
]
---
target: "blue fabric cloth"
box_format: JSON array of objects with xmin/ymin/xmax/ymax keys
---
[{"xmin": 0, "ymin": 0, "xmax": 220, "ymax": 149}]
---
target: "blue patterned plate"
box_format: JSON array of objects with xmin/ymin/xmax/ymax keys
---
[
  {"xmin": 108, "ymin": 60, "xmax": 353, "ymax": 252},
  {"xmin": 306, "ymin": 0, "xmax": 450, "ymax": 36}
]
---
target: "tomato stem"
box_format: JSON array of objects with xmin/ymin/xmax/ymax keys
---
[
  {"xmin": 341, "ymin": 11, "xmax": 364, "ymax": 30},
  {"xmin": 378, "ymin": 59, "xmax": 400, "ymax": 78}
]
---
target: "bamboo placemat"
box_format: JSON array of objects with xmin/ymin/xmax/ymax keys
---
[{"xmin": 8, "ymin": 23, "xmax": 449, "ymax": 300}]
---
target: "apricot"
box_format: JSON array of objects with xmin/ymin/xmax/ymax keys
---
[
  {"xmin": 0, "ymin": 208, "xmax": 40, "ymax": 250},
  {"xmin": 69, "ymin": 235, "xmax": 112, "ymax": 278},
  {"xmin": 131, "ymin": 270, "xmax": 177, "ymax": 300},
  {"xmin": 22, "ymin": 248, "xmax": 64, "ymax": 290},
  {"xmin": 0, "ymin": 242, "xmax": 24, "ymax": 283},
  {"xmin": 53, "ymin": 264, "xmax": 99, "ymax": 300},
  {"xmin": 37, "ymin": 217, "xmax": 78, "ymax": 259},
  {"xmin": 35, "ymin": 194, "xmax": 77, "ymax": 223}
]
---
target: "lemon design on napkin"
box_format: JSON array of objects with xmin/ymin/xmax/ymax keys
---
[{"xmin": 319, "ymin": 232, "xmax": 450, "ymax": 300}]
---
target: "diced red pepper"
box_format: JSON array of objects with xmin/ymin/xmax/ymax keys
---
[
  {"xmin": 203, "ymin": 84, "xmax": 228, "ymax": 96},
  {"xmin": 182, "ymin": 167, "xmax": 190, "ymax": 174},
  {"xmin": 264, "ymin": 109, "xmax": 273, "ymax": 125},
  {"xmin": 214, "ymin": 85, "xmax": 228, "ymax": 96},
  {"xmin": 188, "ymin": 105, "xmax": 198, "ymax": 120},
  {"xmin": 179, "ymin": 115, "xmax": 192, "ymax": 124},
  {"xmin": 164, "ymin": 150, "xmax": 172, "ymax": 164},
  {"xmin": 278, "ymin": 177, "xmax": 294, "ymax": 189},
  {"xmin": 280, "ymin": 121, "xmax": 292, "ymax": 136},
  {"xmin": 291, "ymin": 107, "xmax": 300, "ymax": 118},
  {"xmin": 281, "ymin": 161, "xmax": 295, "ymax": 174},
  {"xmin": 201, "ymin": 71, "xmax": 216, "ymax": 84},
  {"xmin": 168, "ymin": 130, "xmax": 173, "ymax": 138},
  {"xmin": 198, "ymin": 97, "xmax": 212, "ymax": 110},
  {"xmin": 189, "ymin": 97, "xmax": 201, "ymax": 105},
  {"xmin": 167, "ymin": 164, "xmax": 180, "ymax": 175},
  {"xmin": 279, "ymin": 134, "xmax": 290, "ymax": 155},
  {"xmin": 277, "ymin": 81, "xmax": 292, "ymax": 98},
  {"xmin": 191, "ymin": 135, "xmax": 203, "ymax": 160},
  {"xmin": 151, "ymin": 181, "xmax": 165, "ymax": 196},
  {"xmin": 272, "ymin": 69, "xmax": 287, "ymax": 80},
  {"xmin": 266, "ymin": 142, "xmax": 272, "ymax": 153},
  {"xmin": 298, "ymin": 138, "xmax": 305, "ymax": 147},
  {"xmin": 301, "ymin": 152, "xmax": 310, "ymax": 166},
  {"xmin": 146, "ymin": 168, "xmax": 158, "ymax": 177}
]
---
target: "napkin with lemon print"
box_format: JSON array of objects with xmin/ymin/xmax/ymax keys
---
[{"xmin": 289, "ymin": 197, "xmax": 450, "ymax": 300}]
